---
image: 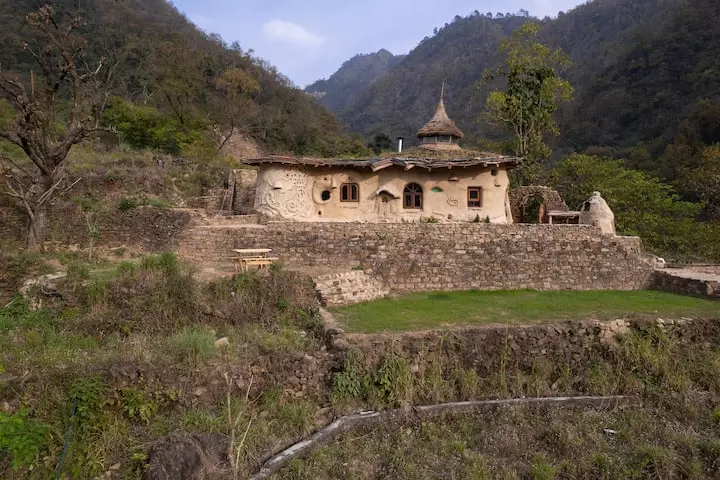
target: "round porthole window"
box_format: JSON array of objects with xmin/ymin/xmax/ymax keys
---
[{"xmin": 321, "ymin": 190, "xmax": 331, "ymax": 201}]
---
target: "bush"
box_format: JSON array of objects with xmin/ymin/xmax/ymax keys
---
[
  {"xmin": 102, "ymin": 97, "xmax": 203, "ymax": 155},
  {"xmin": 81, "ymin": 253, "xmax": 198, "ymax": 334},
  {"xmin": 0, "ymin": 409, "xmax": 50, "ymax": 471},
  {"xmin": 205, "ymin": 268, "xmax": 319, "ymax": 331},
  {"xmin": 118, "ymin": 196, "xmax": 170, "ymax": 212},
  {"xmin": 169, "ymin": 326, "xmax": 216, "ymax": 366},
  {"xmin": 551, "ymin": 154, "xmax": 720, "ymax": 261}
]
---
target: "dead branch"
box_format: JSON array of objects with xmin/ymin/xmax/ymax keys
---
[{"xmin": 250, "ymin": 395, "xmax": 635, "ymax": 480}]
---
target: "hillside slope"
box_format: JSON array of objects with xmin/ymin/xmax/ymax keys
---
[
  {"xmin": 338, "ymin": 15, "xmax": 526, "ymax": 143},
  {"xmin": 306, "ymin": 49, "xmax": 406, "ymax": 115},
  {"xmin": 560, "ymin": 0, "xmax": 720, "ymax": 161},
  {"xmin": 0, "ymin": 0, "xmax": 356, "ymax": 156},
  {"xmin": 327, "ymin": 0, "xmax": 719, "ymax": 162}
]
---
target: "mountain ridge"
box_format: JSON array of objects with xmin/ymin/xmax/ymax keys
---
[
  {"xmin": 307, "ymin": 0, "xmax": 719, "ymax": 169},
  {"xmin": 305, "ymin": 48, "xmax": 406, "ymax": 116}
]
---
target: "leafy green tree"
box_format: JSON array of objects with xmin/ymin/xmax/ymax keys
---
[
  {"xmin": 102, "ymin": 97, "xmax": 199, "ymax": 154},
  {"xmin": 551, "ymin": 154, "xmax": 720, "ymax": 261},
  {"xmin": 483, "ymin": 22, "xmax": 573, "ymax": 184},
  {"xmin": 682, "ymin": 144, "xmax": 720, "ymax": 219},
  {"xmin": 368, "ymin": 133, "xmax": 393, "ymax": 154}
]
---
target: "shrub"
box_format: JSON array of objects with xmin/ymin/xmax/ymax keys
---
[
  {"xmin": 102, "ymin": 97, "xmax": 202, "ymax": 155},
  {"xmin": 0, "ymin": 409, "xmax": 50, "ymax": 471},
  {"xmin": 551, "ymin": 154, "xmax": 719, "ymax": 261},
  {"xmin": 205, "ymin": 268, "xmax": 319, "ymax": 332},
  {"xmin": 333, "ymin": 351, "xmax": 370, "ymax": 401},
  {"xmin": 169, "ymin": 326, "xmax": 216, "ymax": 366},
  {"xmin": 118, "ymin": 197, "xmax": 139, "ymax": 212},
  {"xmin": 81, "ymin": 253, "xmax": 198, "ymax": 334},
  {"xmin": 118, "ymin": 196, "xmax": 169, "ymax": 212},
  {"xmin": 530, "ymin": 456, "xmax": 557, "ymax": 480}
]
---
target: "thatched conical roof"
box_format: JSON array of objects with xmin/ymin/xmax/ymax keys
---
[{"xmin": 416, "ymin": 86, "xmax": 464, "ymax": 139}]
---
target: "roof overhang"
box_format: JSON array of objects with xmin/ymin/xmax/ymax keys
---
[{"xmin": 244, "ymin": 155, "xmax": 521, "ymax": 171}]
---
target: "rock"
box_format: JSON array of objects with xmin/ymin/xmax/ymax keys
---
[
  {"xmin": 214, "ymin": 337, "xmax": 230, "ymax": 349},
  {"xmin": 144, "ymin": 434, "xmax": 227, "ymax": 480},
  {"xmin": 192, "ymin": 387, "xmax": 207, "ymax": 397},
  {"xmin": 110, "ymin": 463, "xmax": 121, "ymax": 471},
  {"xmin": 0, "ymin": 401, "xmax": 11, "ymax": 413},
  {"xmin": 332, "ymin": 337, "xmax": 350, "ymax": 351}
]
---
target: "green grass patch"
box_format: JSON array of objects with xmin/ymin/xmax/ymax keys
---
[{"xmin": 331, "ymin": 290, "xmax": 720, "ymax": 333}]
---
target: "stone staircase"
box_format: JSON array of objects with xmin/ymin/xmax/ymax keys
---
[{"xmin": 313, "ymin": 270, "xmax": 390, "ymax": 307}]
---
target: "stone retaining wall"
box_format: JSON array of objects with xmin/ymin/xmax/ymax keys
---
[
  {"xmin": 178, "ymin": 223, "xmax": 654, "ymax": 293},
  {"xmin": 337, "ymin": 316, "xmax": 714, "ymax": 376},
  {"xmin": 314, "ymin": 271, "xmax": 390, "ymax": 306},
  {"xmin": 653, "ymin": 269, "xmax": 720, "ymax": 299}
]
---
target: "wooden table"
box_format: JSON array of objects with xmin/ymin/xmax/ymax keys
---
[
  {"xmin": 547, "ymin": 210, "xmax": 581, "ymax": 225},
  {"xmin": 232, "ymin": 248, "xmax": 279, "ymax": 271}
]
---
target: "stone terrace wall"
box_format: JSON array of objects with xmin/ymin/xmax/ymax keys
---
[
  {"xmin": 178, "ymin": 223, "xmax": 654, "ymax": 292},
  {"xmin": 314, "ymin": 271, "xmax": 391, "ymax": 306},
  {"xmin": 341, "ymin": 317, "xmax": 714, "ymax": 375},
  {"xmin": 653, "ymin": 269, "xmax": 720, "ymax": 299}
]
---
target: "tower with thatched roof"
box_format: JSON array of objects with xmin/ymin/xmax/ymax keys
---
[
  {"xmin": 417, "ymin": 85, "xmax": 464, "ymax": 151},
  {"xmin": 246, "ymin": 85, "xmax": 522, "ymax": 224}
]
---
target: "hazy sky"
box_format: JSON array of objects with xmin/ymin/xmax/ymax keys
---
[{"xmin": 171, "ymin": 0, "xmax": 584, "ymax": 88}]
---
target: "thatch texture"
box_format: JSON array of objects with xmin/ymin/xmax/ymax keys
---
[{"xmin": 416, "ymin": 96, "xmax": 464, "ymax": 139}]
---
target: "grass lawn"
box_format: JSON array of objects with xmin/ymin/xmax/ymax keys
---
[{"xmin": 330, "ymin": 290, "xmax": 720, "ymax": 333}]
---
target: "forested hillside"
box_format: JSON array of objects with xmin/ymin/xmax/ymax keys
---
[
  {"xmin": 336, "ymin": 15, "xmax": 527, "ymax": 143},
  {"xmin": 561, "ymin": 0, "xmax": 720, "ymax": 174},
  {"xmin": 305, "ymin": 49, "xmax": 406, "ymax": 116},
  {"xmin": 0, "ymin": 0, "xmax": 365, "ymax": 157},
  {"xmin": 322, "ymin": 0, "xmax": 720, "ymax": 171}
]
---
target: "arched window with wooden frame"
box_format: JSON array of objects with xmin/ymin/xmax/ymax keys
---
[
  {"xmin": 403, "ymin": 183, "xmax": 423, "ymax": 209},
  {"xmin": 340, "ymin": 183, "xmax": 359, "ymax": 202}
]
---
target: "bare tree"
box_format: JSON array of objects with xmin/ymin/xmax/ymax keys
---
[{"xmin": 0, "ymin": 5, "xmax": 107, "ymax": 250}]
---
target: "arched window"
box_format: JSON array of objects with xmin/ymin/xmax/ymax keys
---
[
  {"xmin": 341, "ymin": 183, "xmax": 359, "ymax": 202},
  {"xmin": 403, "ymin": 183, "xmax": 423, "ymax": 209}
]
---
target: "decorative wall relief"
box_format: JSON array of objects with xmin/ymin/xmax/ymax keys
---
[{"xmin": 255, "ymin": 166, "xmax": 312, "ymax": 219}]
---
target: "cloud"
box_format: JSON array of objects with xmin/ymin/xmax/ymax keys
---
[{"xmin": 262, "ymin": 20, "xmax": 325, "ymax": 47}]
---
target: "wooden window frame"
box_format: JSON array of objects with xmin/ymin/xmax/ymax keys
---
[
  {"xmin": 340, "ymin": 183, "xmax": 360, "ymax": 202},
  {"xmin": 467, "ymin": 186, "xmax": 482, "ymax": 208},
  {"xmin": 403, "ymin": 183, "xmax": 423, "ymax": 209}
]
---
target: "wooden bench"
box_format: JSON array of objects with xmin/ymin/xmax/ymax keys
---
[
  {"xmin": 232, "ymin": 248, "xmax": 278, "ymax": 271},
  {"xmin": 240, "ymin": 257, "xmax": 280, "ymax": 271}
]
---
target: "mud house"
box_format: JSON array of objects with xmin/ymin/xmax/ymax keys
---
[{"xmin": 245, "ymin": 91, "xmax": 521, "ymax": 223}]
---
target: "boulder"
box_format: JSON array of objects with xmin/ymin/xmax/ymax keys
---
[{"xmin": 144, "ymin": 434, "xmax": 226, "ymax": 480}]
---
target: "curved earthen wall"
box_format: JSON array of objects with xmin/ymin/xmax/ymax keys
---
[{"xmin": 254, "ymin": 164, "xmax": 513, "ymax": 223}]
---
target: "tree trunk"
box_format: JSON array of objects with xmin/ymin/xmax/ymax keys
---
[{"xmin": 26, "ymin": 204, "xmax": 48, "ymax": 252}]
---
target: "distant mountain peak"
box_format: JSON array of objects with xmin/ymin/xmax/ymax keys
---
[{"xmin": 305, "ymin": 48, "xmax": 406, "ymax": 113}]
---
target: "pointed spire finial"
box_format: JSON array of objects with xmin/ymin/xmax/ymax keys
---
[{"xmin": 440, "ymin": 82, "xmax": 445, "ymax": 103}]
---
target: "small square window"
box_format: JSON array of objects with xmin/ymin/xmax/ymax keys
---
[{"xmin": 467, "ymin": 187, "xmax": 482, "ymax": 208}]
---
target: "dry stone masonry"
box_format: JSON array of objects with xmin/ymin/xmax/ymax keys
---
[
  {"xmin": 314, "ymin": 271, "xmax": 391, "ymax": 306},
  {"xmin": 178, "ymin": 222, "xmax": 655, "ymax": 293},
  {"xmin": 653, "ymin": 268, "xmax": 720, "ymax": 299}
]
